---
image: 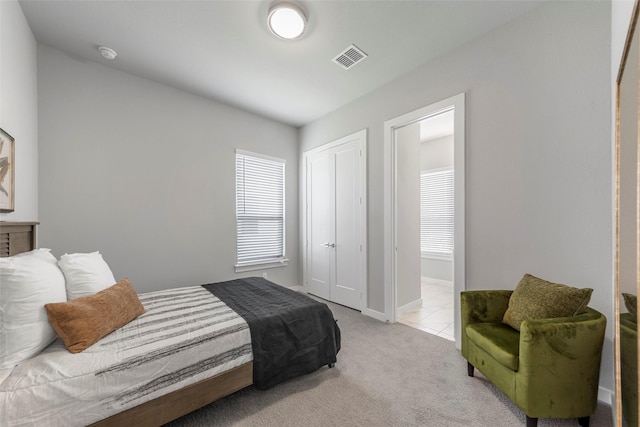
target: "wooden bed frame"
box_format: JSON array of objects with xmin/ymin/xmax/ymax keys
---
[
  {"xmin": 91, "ymin": 362, "xmax": 253, "ymax": 426},
  {"xmin": 0, "ymin": 221, "xmax": 254, "ymax": 426}
]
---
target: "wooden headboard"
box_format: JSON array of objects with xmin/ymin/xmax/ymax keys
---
[{"xmin": 0, "ymin": 221, "xmax": 39, "ymax": 257}]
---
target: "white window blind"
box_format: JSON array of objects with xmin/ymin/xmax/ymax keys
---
[
  {"xmin": 420, "ymin": 169, "xmax": 454, "ymax": 258},
  {"xmin": 236, "ymin": 151, "xmax": 285, "ymax": 266}
]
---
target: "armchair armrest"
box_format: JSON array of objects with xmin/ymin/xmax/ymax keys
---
[{"xmin": 516, "ymin": 308, "xmax": 606, "ymax": 417}]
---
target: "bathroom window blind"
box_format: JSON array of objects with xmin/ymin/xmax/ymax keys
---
[
  {"xmin": 420, "ymin": 169, "xmax": 454, "ymax": 257},
  {"xmin": 235, "ymin": 150, "xmax": 286, "ymax": 265}
]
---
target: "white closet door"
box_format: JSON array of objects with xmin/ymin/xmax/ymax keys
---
[
  {"xmin": 306, "ymin": 151, "xmax": 333, "ymax": 300},
  {"xmin": 304, "ymin": 131, "xmax": 366, "ymax": 311},
  {"xmin": 332, "ymin": 141, "xmax": 362, "ymax": 309}
]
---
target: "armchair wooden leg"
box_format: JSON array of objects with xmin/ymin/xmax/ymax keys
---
[
  {"xmin": 467, "ymin": 362, "xmax": 474, "ymax": 377},
  {"xmin": 578, "ymin": 416, "xmax": 589, "ymax": 427},
  {"xmin": 526, "ymin": 416, "xmax": 538, "ymax": 427}
]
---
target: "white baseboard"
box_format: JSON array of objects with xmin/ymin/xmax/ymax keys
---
[
  {"xmin": 362, "ymin": 308, "xmax": 387, "ymax": 322},
  {"xmin": 302, "ymin": 286, "xmax": 387, "ymax": 323},
  {"xmin": 397, "ymin": 298, "xmax": 423, "ymax": 315}
]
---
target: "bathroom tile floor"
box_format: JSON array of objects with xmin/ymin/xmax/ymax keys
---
[{"xmin": 398, "ymin": 278, "xmax": 454, "ymax": 341}]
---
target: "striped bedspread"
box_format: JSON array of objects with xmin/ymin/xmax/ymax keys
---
[{"xmin": 0, "ymin": 286, "xmax": 252, "ymax": 427}]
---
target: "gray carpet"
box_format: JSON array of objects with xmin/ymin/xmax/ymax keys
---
[{"xmin": 165, "ymin": 299, "xmax": 613, "ymax": 427}]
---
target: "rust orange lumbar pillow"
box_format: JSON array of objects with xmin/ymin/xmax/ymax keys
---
[{"xmin": 45, "ymin": 278, "xmax": 145, "ymax": 353}]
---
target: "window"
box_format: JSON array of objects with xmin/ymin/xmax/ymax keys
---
[
  {"xmin": 420, "ymin": 168, "xmax": 454, "ymax": 259},
  {"xmin": 235, "ymin": 150, "xmax": 287, "ymax": 271}
]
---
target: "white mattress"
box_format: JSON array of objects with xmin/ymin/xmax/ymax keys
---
[{"xmin": 0, "ymin": 286, "xmax": 252, "ymax": 427}]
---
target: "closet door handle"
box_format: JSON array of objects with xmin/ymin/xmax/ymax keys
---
[{"xmin": 323, "ymin": 243, "xmax": 336, "ymax": 248}]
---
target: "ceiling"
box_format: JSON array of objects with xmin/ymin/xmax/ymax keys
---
[{"xmin": 19, "ymin": 0, "xmax": 543, "ymax": 127}]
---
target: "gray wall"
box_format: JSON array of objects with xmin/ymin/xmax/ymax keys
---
[
  {"xmin": 396, "ymin": 123, "xmax": 421, "ymax": 308},
  {"xmin": 37, "ymin": 45, "xmax": 300, "ymax": 293},
  {"xmin": 0, "ymin": 0, "xmax": 38, "ymax": 222},
  {"xmin": 301, "ymin": 1, "xmax": 613, "ymax": 392}
]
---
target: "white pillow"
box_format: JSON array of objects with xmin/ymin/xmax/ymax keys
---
[
  {"xmin": 0, "ymin": 248, "xmax": 67, "ymax": 370},
  {"xmin": 58, "ymin": 251, "xmax": 116, "ymax": 300}
]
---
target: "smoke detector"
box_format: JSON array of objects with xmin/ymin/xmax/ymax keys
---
[
  {"xmin": 332, "ymin": 44, "xmax": 367, "ymax": 70},
  {"xmin": 98, "ymin": 46, "xmax": 117, "ymax": 60}
]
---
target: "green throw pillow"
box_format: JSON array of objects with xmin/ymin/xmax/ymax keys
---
[
  {"xmin": 623, "ymin": 293, "xmax": 637, "ymax": 323},
  {"xmin": 502, "ymin": 273, "xmax": 593, "ymax": 331}
]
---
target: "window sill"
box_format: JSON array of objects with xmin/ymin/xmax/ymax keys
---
[
  {"xmin": 421, "ymin": 252, "xmax": 453, "ymax": 261},
  {"xmin": 235, "ymin": 259, "xmax": 289, "ymax": 273}
]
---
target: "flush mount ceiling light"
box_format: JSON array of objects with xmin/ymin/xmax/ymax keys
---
[
  {"xmin": 98, "ymin": 46, "xmax": 117, "ymax": 60},
  {"xmin": 268, "ymin": 2, "xmax": 307, "ymax": 40}
]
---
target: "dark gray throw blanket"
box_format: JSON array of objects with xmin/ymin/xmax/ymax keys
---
[{"xmin": 202, "ymin": 277, "xmax": 341, "ymax": 390}]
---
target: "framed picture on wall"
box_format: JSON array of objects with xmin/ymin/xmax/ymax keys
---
[{"xmin": 0, "ymin": 128, "xmax": 15, "ymax": 213}]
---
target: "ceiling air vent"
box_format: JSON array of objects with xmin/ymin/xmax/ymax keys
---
[{"xmin": 332, "ymin": 44, "xmax": 368, "ymax": 70}]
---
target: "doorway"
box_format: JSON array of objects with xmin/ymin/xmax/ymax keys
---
[
  {"xmin": 302, "ymin": 130, "xmax": 367, "ymax": 311},
  {"xmin": 397, "ymin": 111, "xmax": 455, "ymax": 340},
  {"xmin": 383, "ymin": 93, "xmax": 465, "ymax": 347}
]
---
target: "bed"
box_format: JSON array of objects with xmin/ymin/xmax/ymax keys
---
[{"xmin": 0, "ymin": 222, "xmax": 341, "ymax": 426}]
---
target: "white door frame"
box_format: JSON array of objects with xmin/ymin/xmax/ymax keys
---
[
  {"xmin": 302, "ymin": 129, "xmax": 368, "ymax": 310},
  {"xmin": 383, "ymin": 93, "xmax": 465, "ymax": 348}
]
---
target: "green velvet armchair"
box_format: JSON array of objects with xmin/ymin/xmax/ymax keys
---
[
  {"xmin": 621, "ymin": 313, "xmax": 638, "ymax": 427},
  {"xmin": 461, "ymin": 290, "xmax": 606, "ymax": 427}
]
